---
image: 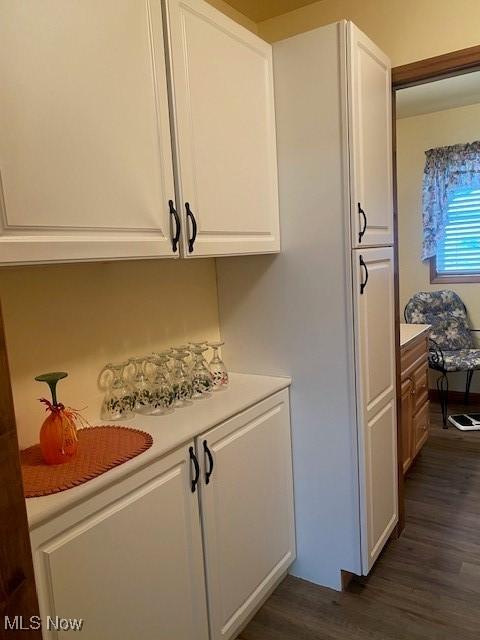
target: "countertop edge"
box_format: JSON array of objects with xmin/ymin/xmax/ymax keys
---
[{"xmin": 400, "ymin": 323, "xmax": 431, "ymax": 349}]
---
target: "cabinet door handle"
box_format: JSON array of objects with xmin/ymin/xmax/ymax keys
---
[
  {"xmin": 358, "ymin": 203, "xmax": 367, "ymax": 243},
  {"xmin": 359, "ymin": 255, "xmax": 369, "ymax": 294},
  {"xmin": 203, "ymin": 440, "xmax": 214, "ymax": 484},
  {"xmin": 169, "ymin": 200, "xmax": 181, "ymax": 253},
  {"xmin": 185, "ymin": 202, "xmax": 197, "ymax": 253},
  {"xmin": 189, "ymin": 446, "xmax": 200, "ymax": 493}
]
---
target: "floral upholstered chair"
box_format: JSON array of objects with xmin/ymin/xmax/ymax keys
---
[{"xmin": 404, "ymin": 290, "xmax": 480, "ymax": 426}]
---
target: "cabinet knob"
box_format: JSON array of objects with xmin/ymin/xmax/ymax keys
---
[
  {"xmin": 359, "ymin": 255, "xmax": 369, "ymax": 294},
  {"xmin": 189, "ymin": 447, "xmax": 200, "ymax": 493},
  {"xmin": 169, "ymin": 200, "xmax": 181, "ymax": 253},
  {"xmin": 203, "ymin": 440, "xmax": 214, "ymax": 484},
  {"xmin": 358, "ymin": 203, "xmax": 367, "ymax": 243},
  {"xmin": 185, "ymin": 202, "xmax": 197, "ymax": 253}
]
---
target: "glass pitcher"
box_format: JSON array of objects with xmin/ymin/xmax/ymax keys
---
[
  {"xmin": 170, "ymin": 349, "xmax": 193, "ymax": 407},
  {"xmin": 99, "ymin": 362, "xmax": 134, "ymax": 421},
  {"xmin": 128, "ymin": 356, "xmax": 155, "ymax": 415},
  {"xmin": 191, "ymin": 345, "xmax": 214, "ymax": 398},
  {"xmin": 147, "ymin": 353, "xmax": 175, "ymax": 414},
  {"xmin": 208, "ymin": 341, "xmax": 229, "ymax": 389}
]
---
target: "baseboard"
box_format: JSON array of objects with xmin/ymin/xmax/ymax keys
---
[{"xmin": 429, "ymin": 389, "xmax": 480, "ymax": 403}]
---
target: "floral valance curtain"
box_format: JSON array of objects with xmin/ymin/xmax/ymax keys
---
[{"xmin": 422, "ymin": 140, "xmax": 480, "ymax": 260}]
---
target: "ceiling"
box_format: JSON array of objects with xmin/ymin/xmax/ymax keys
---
[
  {"xmin": 396, "ymin": 70, "xmax": 480, "ymax": 119},
  {"xmin": 224, "ymin": 0, "xmax": 320, "ymax": 22}
]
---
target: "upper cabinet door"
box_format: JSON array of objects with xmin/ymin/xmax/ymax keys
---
[
  {"xmin": 164, "ymin": 0, "xmax": 280, "ymax": 257},
  {"xmin": 0, "ymin": 0, "xmax": 177, "ymax": 264},
  {"xmin": 348, "ymin": 23, "xmax": 393, "ymax": 248}
]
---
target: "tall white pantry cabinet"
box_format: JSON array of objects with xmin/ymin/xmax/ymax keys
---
[{"xmin": 217, "ymin": 21, "xmax": 397, "ymax": 589}]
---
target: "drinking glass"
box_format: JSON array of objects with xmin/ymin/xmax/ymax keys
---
[
  {"xmin": 99, "ymin": 362, "xmax": 134, "ymax": 421},
  {"xmin": 191, "ymin": 346, "xmax": 214, "ymax": 398},
  {"xmin": 128, "ymin": 356, "xmax": 154, "ymax": 414},
  {"xmin": 208, "ymin": 341, "xmax": 229, "ymax": 389},
  {"xmin": 147, "ymin": 353, "xmax": 175, "ymax": 414},
  {"xmin": 171, "ymin": 350, "xmax": 193, "ymax": 407}
]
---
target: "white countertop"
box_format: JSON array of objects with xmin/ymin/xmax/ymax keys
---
[
  {"xmin": 26, "ymin": 373, "xmax": 291, "ymax": 529},
  {"xmin": 400, "ymin": 323, "xmax": 431, "ymax": 348}
]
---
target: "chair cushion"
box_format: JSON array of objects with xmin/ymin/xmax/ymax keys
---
[
  {"xmin": 431, "ymin": 349, "xmax": 480, "ymax": 372},
  {"xmin": 405, "ymin": 290, "xmax": 474, "ymax": 350}
]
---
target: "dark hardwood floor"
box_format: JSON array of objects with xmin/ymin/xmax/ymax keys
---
[{"xmin": 238, "ymin": 400, "xmax": 480, "ymax": 640}]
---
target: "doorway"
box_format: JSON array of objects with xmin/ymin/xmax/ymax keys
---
[{"xmin": 393, "ymin": 47, "xmax": 480, "ymax": 528}]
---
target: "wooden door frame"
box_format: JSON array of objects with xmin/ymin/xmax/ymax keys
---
[
  {"xmin": 391, "ymin": 44, "xmax": 480, "ymax": 533},
  {"xmin": 0, "ymin": 301, "xmax": 40, "ymax": 639}
]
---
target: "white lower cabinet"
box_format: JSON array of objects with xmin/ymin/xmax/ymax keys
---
[
  {"xmin": 198, "ymin": 390, "xmax": 295, "ymax": 640},
  {"xmin": 32, "ymin": 444, "xmax": 209, "ymax": 640},
  {"xmin": 30, "ymin": 390, "xmax": 294, "ymax": 640}
]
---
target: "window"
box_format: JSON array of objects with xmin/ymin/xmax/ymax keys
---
[{"xmin": 431, "ymin": 187, "xmax": 480, "ymax": 283}]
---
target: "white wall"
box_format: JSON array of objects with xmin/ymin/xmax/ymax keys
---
[{"xmin": 397, "ymin": 101, "xmax": 480, "ymax": 392}]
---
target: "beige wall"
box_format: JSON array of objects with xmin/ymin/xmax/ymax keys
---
[
  {"xmin": 397, "ymin": 102, "xmax": 480, "ymax": 391},
  {"xmin": 1, "ymin": 260, "xmax": 220, "ymax": 447},
  {"xmin": 258, "ymin": 0, "xmax": 480, "ymax": 66}
]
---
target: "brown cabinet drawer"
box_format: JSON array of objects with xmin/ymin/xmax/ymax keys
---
[
  {"xmin": 400, "ymin": 377, "xmax": 414, "ymax": 474},
  {"xmin": 412, "ymin": 363, "xmax": 429, "ymax": 411},
  {"xmin": 413, "ymin": 401, "xmax": 429, "ymax": 456},
  {"xmin": 401, "ymin": 334, "xmax": 428, "ymax": 375}
]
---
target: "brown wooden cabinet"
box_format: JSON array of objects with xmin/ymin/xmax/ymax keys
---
[{"xmin": 400, "ymin": 327, "xmax": 430, "ymax": 474}]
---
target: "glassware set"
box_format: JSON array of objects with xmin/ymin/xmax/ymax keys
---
[{"xmin": 99, "ymin": 341, "xmax": 228, "ymax": 421}]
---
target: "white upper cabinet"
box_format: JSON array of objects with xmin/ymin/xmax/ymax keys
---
[
  {"xmin": 164, "ymin": 0, "xmax": 280, "ymax": 257},
  {"xmin": 0, "ymin": 0, "xmax": 178, "ymax": 264},
  {"xmin": 348, "ymin": 23, "xmax": 393, "ymax": 248},
  {"xmin": 0, "ymin": 0, "xmax": 280, "ymax": 264}
]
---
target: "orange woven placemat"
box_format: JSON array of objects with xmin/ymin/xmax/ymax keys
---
[{"xmin": 21, "ymin": 426, "xmax": 153, "ymax": 498}]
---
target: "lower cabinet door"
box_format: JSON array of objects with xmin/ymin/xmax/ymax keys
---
[
  {"xmin": 413, "ymin": 401, "xmax": 429, "ymax": 456},
  {"xmin": 198, "ymin": 390, "xmax": 295, "ymax": 640},
  {"xmin": 34, "ymin": 445, "xmax": 208, "ymax": 640}
]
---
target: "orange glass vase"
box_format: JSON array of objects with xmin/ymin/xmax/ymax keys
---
[
  {"xmin": 36, "ymin": 372, "xmax": 79, "ymax": 465},
  {"xmin": 39, "ymin": 400, "xmax": 78, "ymax": 465}
]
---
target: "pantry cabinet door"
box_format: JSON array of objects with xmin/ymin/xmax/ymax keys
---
[
  {"xmin": 164, "ymin": 0, "xmax": 280, "ymax": 257},
  {"xmin": 0, "ymin": 0, "xmax": 177, "ymax": 264},
  {"xmin": 352, "ymin": 247, "xmax": 398, "ymax": 572},
  {"xmin": 33, "ymin": 445, "xmax": 208, "ymax": 640},
  {"xmin": 198, "ymin": 390, "xmax": 295, "ymax": 640},
  {"xmin": 348, "ymin": 23, "xmax": 393, "ymax": 248}
]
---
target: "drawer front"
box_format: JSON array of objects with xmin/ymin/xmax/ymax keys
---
[
  {"xmin": 401, "ymin": 334, "xmax": 428, "ymax": 375},
  {"xmin": 413, "ymin": 401, "xmax": 429, "ymax": 456},
  {"xmin": 400, "ymin": 377, "xmax": 414, "ymax": 474},
  {"xmin": 412, "ymin": 363, "xmax": 429, "ymax": 411}
]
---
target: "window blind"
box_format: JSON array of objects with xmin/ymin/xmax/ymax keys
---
[{"xmin": 437, "ymin": 188, "xmax": 480, "ymax": 274}]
